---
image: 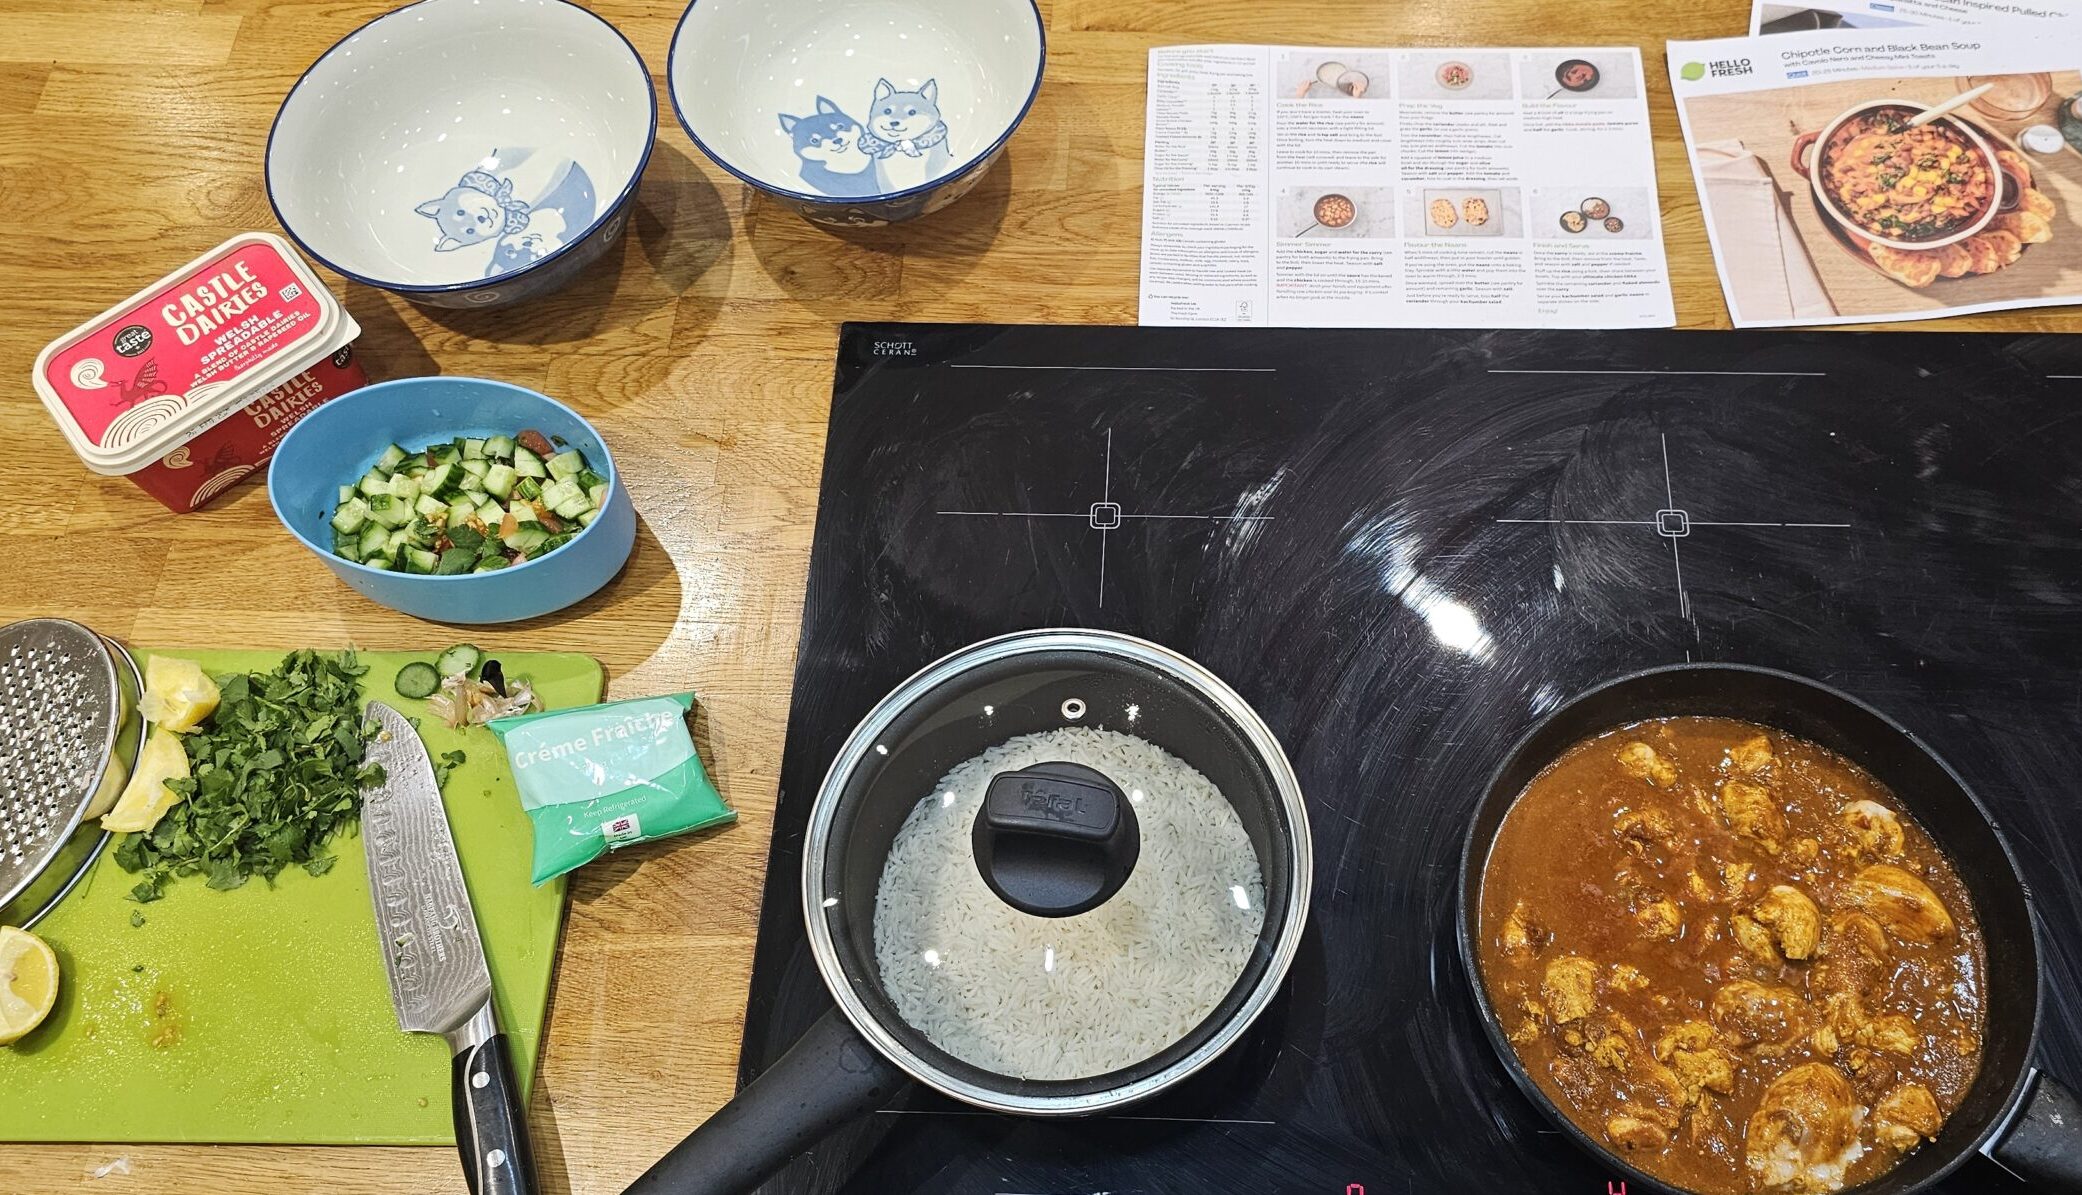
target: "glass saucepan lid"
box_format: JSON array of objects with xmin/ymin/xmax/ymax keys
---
[
  {"xmin": 805, "ymin": 628, "xmax": 1312, "ymax": 1114},
  {"xmin": 628, "ymin": 630, "xmax": 1313, "ymax": 1195}
]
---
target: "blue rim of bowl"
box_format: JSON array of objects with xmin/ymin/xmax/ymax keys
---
[
  {"xmin": 264, "ymin": 0, "xmax": 658, "ymax": 296},
  {"xmin": 666, "ymin": 0, "xmax": 1045, "ymax": 208},
  {"xmin": 267, "ymin": 377, "xmax": 623, "ymax": 582}
]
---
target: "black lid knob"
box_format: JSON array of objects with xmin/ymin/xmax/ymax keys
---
[{"xmin": 972, "ymin": 761, "xmax": 1140, "ymax": 918}]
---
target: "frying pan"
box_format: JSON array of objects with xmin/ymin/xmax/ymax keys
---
[
  {"xmin": 1457, "ymin": 663, "xmax": 2081, "ymax": 1193},
  {"xmin": 1549, "ymin": 58, "xmax": 1600, "ymax": 99}
]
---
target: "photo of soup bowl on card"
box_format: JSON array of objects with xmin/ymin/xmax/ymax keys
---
[
  {"xmin": 668, "ymin": 0, "xmax": 1044, "ymax": 226},
  {"xmin": 1676, "ymin": 72, "xmax": 2074, "ymax": 323},
  {"xmin": 1788, "ymin": 96, "xmax": 2057, "ymax": 289},
  {"xmin": 266, "ymin": 0, "xmax": 657, "ymax": 310}
]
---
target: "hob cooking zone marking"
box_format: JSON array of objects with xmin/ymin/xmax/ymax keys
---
[
  {"xmin": 937, "ymin": 426, "xmax": 1273, "ymax": 608},
  {"xmin": 1496, "ymin": 431, "xmax": 1850, "ymax": 628}
]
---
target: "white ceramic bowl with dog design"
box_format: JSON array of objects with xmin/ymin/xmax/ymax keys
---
[
  {"xmin": 668, "ymin": 0, "xmax": 1044, "ymax": 226},
  {"xmin": 266, "ymin": 0, "xmax": 655, "ymax": 309}
]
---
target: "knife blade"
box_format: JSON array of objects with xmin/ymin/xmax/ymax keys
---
[{"xmin": 362, "ymin": 700, "xmax": 539, "ymax": 1195}]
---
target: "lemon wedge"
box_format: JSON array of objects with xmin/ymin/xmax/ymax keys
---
[
  {"xmin": 101, "ymin": 727, "xmax": 190, "ymax": 834},
  {"xmin": 138, "ymin": 655, "xmax": 219, "ymax": 733},
  {"xmin": 0, "ymin": 927, "xmax": 60, "ymax": 1046}
]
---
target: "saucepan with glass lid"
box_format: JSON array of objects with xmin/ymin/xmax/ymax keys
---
[{"xmin": 628, "ymin": 629, "xmax": 1313, "ymax": 1195}]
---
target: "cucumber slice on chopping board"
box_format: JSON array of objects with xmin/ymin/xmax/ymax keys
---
[
  {"xmin": 393, "ymin": 661, "xmax": 440, "ymax": 698},
  {"xmin": 437, "ymin": 644, "xmax": 482, "ymax": 677}
]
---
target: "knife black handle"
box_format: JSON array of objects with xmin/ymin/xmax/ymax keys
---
[{"xmin": 453, "ymin": 1032, "xmax": 541, "ymax": 1195}]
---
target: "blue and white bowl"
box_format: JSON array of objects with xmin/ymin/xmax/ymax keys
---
[
  {"xmin": 668, "ymin": 0, "xmax": 1044, "ymax": 226},
  {"xmin": 268, "ymin": 376, "xmax": 636, "ymax": 624},
  {"xmin": 267, "ymin": 0, "xmax": 656, "ymax": 309}
]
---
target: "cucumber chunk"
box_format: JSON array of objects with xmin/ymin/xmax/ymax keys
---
[
  {"xmin": 504, "ymin": 525, "xmax": 550, "ymax": 554},
  {"xmin": 331, "ymin": 498, "xmax": 370, "ymax": 534},
  {"xmin": 546, "ymin": 449, "xmax": 586, "ymax": 482},
  {"xmin": 367, "ymin": 493, "xmax": 412, "ymax": 528},
  {"xmin": 483, "ymin": 464, "xmax": 518, "ymax": 500}
]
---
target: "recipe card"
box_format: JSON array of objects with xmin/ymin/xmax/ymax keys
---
[
  {"xmin": 1138, "ymin": 45, "xmax": 1677, "ymax": 330},
  {"xmin": 1668, "ymin": 22, "xmax": 2082, "ymax": 327}
]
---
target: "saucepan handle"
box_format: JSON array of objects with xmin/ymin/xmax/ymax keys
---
[
  {"xmin": 1986, "ymin": 1069, "xmax": 2082, "ymax": 1188},
  {"xmin": 625, "ymin": 1008, "xmax": 907, "ymax": 1195},
  {"xmin": 1790, "ymin": 130, "xmax": 1822, "ymax": 179}
]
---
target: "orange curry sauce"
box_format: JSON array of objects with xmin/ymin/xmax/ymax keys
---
[{"xmin": 1478, "ymin": 717, "xmax": 1986, "ymax": 1194}]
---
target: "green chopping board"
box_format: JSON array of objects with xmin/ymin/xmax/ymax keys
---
[{"xmin": 0, "ymin": 648, "xmax": 602, "ymax": 1144}]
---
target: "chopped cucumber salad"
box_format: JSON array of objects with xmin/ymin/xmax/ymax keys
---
[{"xmin": 326, "ymin": 430, "xmax": 608, "ymax": 574}]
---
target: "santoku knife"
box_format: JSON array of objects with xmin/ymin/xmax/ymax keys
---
[{"xmin": 362, "ymin": 700, "xmax": 540, "ymax": 1195}]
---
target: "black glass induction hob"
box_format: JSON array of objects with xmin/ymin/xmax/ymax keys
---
[{"xmin": 738, "ymin": 324, "xmax": 2082, "ymax": 1195}]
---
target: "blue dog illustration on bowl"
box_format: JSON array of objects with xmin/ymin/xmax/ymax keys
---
[
  {"xmin": 414, "ymin": 149, "xmax": 599, "ymax": 279},
  {"xmin": 780, "ymin": 79, "xmax": 951, "ymax": 199},
  {"xmin": 863, "ymin": 78, "xmax": 950, "ymax": 192},
  {"xmin": 416, "ymin": 170, "xmax": 531, "ymax": 253},
  {"xmin": 778, "ymin": 98, "xmax": 883, "ymax": 198}
]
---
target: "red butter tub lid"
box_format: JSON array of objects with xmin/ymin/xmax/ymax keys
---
[{"xmin": 32, "ymin": 232, "xmax": 361, "ymax": 477}]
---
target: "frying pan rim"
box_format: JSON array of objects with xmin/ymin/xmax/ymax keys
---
[{"xmin": 1453, "ymin": 660, "xmax": 2045, "ymax": 1195}]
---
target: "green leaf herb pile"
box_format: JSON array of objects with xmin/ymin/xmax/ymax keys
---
[{"xmin": 114, "ymin": 650, "xmax": 385, "ymax": 902}]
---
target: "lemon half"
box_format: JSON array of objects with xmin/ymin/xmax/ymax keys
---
[
  {"xmin": 139, "ymin": 655, "xmax": 219, "ymax": 733},
  {"xmin": 0, "ymin": 927, "xmax": 60, "ymax": 1046},
  {"xmin": 101, "ymin": 727, "xmax": 190, "ymax": 834}
]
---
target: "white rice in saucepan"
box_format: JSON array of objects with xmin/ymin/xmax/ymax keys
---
[{"xmin": 872, "ymin": 727, "xmax": 1266, "ymax": 1080}]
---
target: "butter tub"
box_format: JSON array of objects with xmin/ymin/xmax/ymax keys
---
[{"xmin": 32, "ymin": 232, "xmax": 368, "ymax": 513}]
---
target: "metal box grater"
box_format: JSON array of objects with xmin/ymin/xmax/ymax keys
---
[{"xmin": 0, "ymin": 619, "xmax": 142, "ymax": 929}]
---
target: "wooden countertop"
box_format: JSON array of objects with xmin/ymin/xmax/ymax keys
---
[{"xmin": 1, "ymin": 1, "xmax": 2075, "ymax": 1191}]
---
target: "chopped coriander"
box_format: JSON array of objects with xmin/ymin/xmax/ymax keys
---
[
  {"xmin": 129, "ymin": 910, "xmax": 146, "ymax": 928},
  {"xmin": 112, "ymin": 650, "xmax": 383, "ymax": 901},
  {"xmin": 434, "ymin": 749, "xmax": 467, "ymax": 789}
]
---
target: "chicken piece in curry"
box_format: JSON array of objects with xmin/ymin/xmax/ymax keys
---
[{"xmin": 1479, "ymin": 717, "xmax": 1985, "ymax": 1194}]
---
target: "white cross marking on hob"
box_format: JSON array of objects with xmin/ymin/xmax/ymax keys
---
[
  {"xmin": 936, "ymin": 428, "xmax": 1274, "ymax": 608},
  {"xmin": 1496, "ymin": 433, "xmax": 1852, "ymax": 624}
]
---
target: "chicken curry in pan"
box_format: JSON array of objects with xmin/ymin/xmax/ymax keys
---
[{"xmin": 1477, "ymin": 717, "xmax": 1986, "ymax": 1194}]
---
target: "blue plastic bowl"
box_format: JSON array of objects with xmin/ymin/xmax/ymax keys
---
[{"xmin": 268, "ymin": 377, "xmax": 636, "ymax": 623}]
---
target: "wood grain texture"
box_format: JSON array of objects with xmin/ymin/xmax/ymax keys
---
[{"xmin": 0, "ymin": 0, "xmax": 2075, "ymax": 1191}]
